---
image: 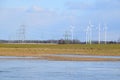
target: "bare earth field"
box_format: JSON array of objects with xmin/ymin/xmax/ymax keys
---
[{"xmin": 0, "ymin": 44, "xmax": 120, "ymax": 61}]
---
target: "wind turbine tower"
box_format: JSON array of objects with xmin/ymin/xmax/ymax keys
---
[
  {"xmin": 104, "ymin": 24, "xmax": 107, "ymax": 44},
  {"xmin": 85, "ymin": 26, "xmax": 89, "ymax": 44},
  {"xmin": 98, "ymin": 24, "xmax": 101, "ymax": 44},
  {"xmin": 89, "ymin": 21, "xmax": 94, "ymax": 44},
  {"xmin": 70, "ymin": 25, "xmax": 74, "ymax": 43}
]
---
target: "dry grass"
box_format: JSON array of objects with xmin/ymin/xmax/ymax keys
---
[{"xmin": 0, "ymin": 44, "xmax": 120, "ymax": 61}]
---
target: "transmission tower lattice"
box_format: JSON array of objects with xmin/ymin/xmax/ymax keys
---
[{"xmin": 18, "ymin": 25, "xmax": 26, "ymax": 43}]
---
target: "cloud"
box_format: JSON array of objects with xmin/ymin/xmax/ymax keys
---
[
  {"xmin": 65, "ymin": 0, "xmax": 120, "ymax": 24},
  {"xmin": 26, "ymin": 6, "xmax": 44, "ymax": 13},
  {"xmin": 94, "ymin": 0, "xmax": 120, "ymax": 10},
  {"xmin": 66, "ymin": 1, "xmax": 92, "ymax": 10},
  {"xmin": 0, "ymin": 6, "xmax": 67, "ymax": 29},
  {"xmin": 0, "ymin": 3, "xmax": 120, "ymax": 40},
  {"xmin": 66, "ymin": 0, "xmax": 120, "ymax": 11},
  {"xmin": 0, "ymin": 6, "xmax": 68, "ymax": 39}
]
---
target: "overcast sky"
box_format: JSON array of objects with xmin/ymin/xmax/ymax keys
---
[{"xmin": 0, "ymin": 0, "xmax": 120, "ymax": 41}]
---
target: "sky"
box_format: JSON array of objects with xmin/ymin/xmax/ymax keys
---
[{"xmin": 0, "ymin": 0, "xmax": 120, "ymax": 41}]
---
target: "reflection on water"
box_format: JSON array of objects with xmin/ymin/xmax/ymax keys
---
[{"xmin": 0, "ymin": 57, "xmax": 120, "ymax": 80}]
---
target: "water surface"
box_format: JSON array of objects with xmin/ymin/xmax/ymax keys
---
[{"xmin": 0, "ymin": 57, "xmax": 120, "ymax": 80}]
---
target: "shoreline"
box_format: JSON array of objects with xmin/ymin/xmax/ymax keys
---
[
  {"xmin": 42, "ymin": 55, "xmax": 120, "ymax": 61},
  {"xmin": 0, "ymin": 55, "xmax": 120, "ymax": 61}
]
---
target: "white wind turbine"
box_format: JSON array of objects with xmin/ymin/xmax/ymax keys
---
[
  {"xmin": 85, "ymin": 29, "xmax": 87, "ymax": 44},
  {"xmin": 98, "ymin": 24, "xmax": 101, "ymax": 44},
  {"xmin": 104, "ymin": 24, "xmax": 107, "ymax": 44},
  {"xmin": 70, "ymin": 25, "xmax": 74, "ymax": 43},
  {"xmin": 89, "ymin": 21, "xmax": 94, "ymax": 44},
  {"xmin": 85, "ymin": 26, "xmax": 90, "ymax": 44}
]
